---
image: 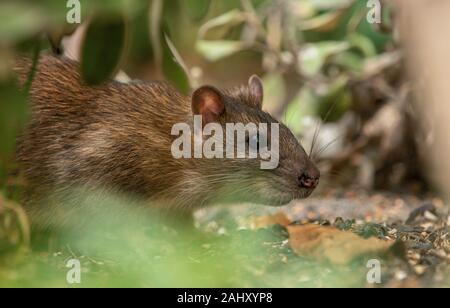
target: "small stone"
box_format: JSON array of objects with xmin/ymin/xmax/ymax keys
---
[
  {"xmin": 424, "ymin": 211, "xmax": 438, "ymax": 221},
  {"xmin": 414, "ymin": 265, "xmax": 427, "ymax": 275},
  {"xmin": 395, "ymin": 270, "xmax": 408, "ymax": 281}
]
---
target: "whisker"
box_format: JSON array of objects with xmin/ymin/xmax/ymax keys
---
[
  {"xmin": 309, "ymin": 119, "xmax": 320, "ymax": 158},
  {"xmin": 311, "ymin": 133, "xmax": 346, "ymax": 162},
  {"xmin": 309, "ymin": 99, "xmax": 341, "ymax": 158}
]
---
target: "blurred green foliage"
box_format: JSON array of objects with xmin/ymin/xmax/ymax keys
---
[
  {"xmin": 81, "ymin": 16, "xmax": 127, "ymax": 85},
  {"xmin": 0, "ymin": 191, "xmax": 372, "ymax": 288}
]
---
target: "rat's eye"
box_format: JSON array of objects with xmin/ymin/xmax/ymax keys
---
[
  {"xmin": 247, "ymin": 134, "xmax": 259, "ymax": 150},
  {"xmin": 247, "ymin": 134, "xmax": 268, "ymax": 152}
]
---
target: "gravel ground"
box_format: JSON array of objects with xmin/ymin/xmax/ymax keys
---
[{"xmin": 195, "ymin": 190, "xmax": 450, "ymax": 287}]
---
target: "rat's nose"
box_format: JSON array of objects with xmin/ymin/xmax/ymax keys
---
[{"xmin": 298, "ymin": 172, "xmax": 319, "ymax": 189}]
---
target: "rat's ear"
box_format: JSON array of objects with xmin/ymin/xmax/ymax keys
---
[
  {"xmin": 248, "ymin": 75, "xmax": 264, "ymax": 109},
  {"xmin": 192, "ymin": 86, "xmax": 225, "ymax": 125}
]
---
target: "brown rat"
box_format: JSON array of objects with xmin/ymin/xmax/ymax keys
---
[{"xmin": 13, "ymin": 55, "xmax": 319, "ymax": 230}]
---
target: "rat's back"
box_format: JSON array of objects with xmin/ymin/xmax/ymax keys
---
[{"xmin": 14, "ymin": 55, "xmax": 184, "ymax": 230}]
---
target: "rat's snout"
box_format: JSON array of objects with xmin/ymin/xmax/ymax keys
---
[
  {"xmin": 298, "ymin": 173, "xmax": 319, "ymax": 189},
  {"xmin": 298, "ymin": 164, "xmax": 320, "ymax": 189}
]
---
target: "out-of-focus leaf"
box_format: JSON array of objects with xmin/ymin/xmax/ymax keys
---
[
  {"xmin": 185, "ymin": 0, "xmax": 211, "ymax": 21},
  {"xmin": 317, "ymin": 75, "xmax": 351, "ymax": 122},
  {"xmin": 127, "ymin": 4, "xmax": 153, "ymax": 62},
  {"xmin": 362, "ymin": 51, "xmax": 402, "ymax": 78},
  {"xmin": 298, "ymin": 41, "xmax": 349, "ymax": 76},
  {"xmin": 0, "ymin": 3, "xmax": 46, "ymax": 45},
  {"xmin": 196, "ymin": 40, "xmax": 248, "ymax": 62},
  {"xmin": 81, "ymin": 16, "xmax": 127, "ymax": 85},
  {"xmin": 308, "ymin": 0, "xmax": 354, "ymax": 10},
  {"xmin": 198, "ymin": 10, "xmax": 246, "ymax": 39},
  {"xmin": 162, "ymin": 33, "xmax": 191, "ymax": 95},
  {"xmin": 285, "ymin": 75, "xmax": 351, "ymax": 134},
  {"xmin": 285, "ymin": 87, "xmax": 318, "ymax": 135},
  {"xmin": 262, "ymin": 73, "xmax": 286, "ymax": 115},
  {"xmin": 351, "ymin": 0, "xmax": 391, "ymax": 53},
  {"xmin": 0, "ymin": 80, "xmax": 28, "ymax": 158},
  {"xmin": 292, "ymin": 1, "xmax": 317, "ymax": 19},
  {"xmin": 347, "ymin": 33, "xmax": 377, "ymax": 58},
  {"xmin": 84, "ymin": 0, "xmax": 146, "ymax": 17},
  {"xmin": 334, "ymin": 51, "xmax": 364, "ymax": 73},
  {"xmin": 301, "ymin": 9, "xmax": 348, "ymax": 33}
]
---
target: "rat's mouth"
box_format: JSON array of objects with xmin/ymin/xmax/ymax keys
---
[
  {"xmin": 219, "ymin": 179, "xmax": 316, "ymax": 207},
  {"xmin": 256, "ymin": 188, "xmax": 315, "ymax": 207}
]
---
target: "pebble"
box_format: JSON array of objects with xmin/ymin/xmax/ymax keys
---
[
  {"xmin": 395, "ymin": 270, "xmax": 408, "ymax": 281},
  {"xmin": 414, "ymin": 265, "xmax": 427, "ymax": 275},
  {"xmin": 424, "ymin": 211, "xmax": 438, "ymax": 221}
]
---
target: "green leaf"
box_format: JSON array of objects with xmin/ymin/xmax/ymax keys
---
[
  {"xmin": 293, "ymin": 1, "xmax": 317, "ymax": 19},
  {"xmin": 196, "ymin": 40, "xmax": 248, "ymax": 62},
  {"xmin": 285, "ymin": 75, "xmax": 351, "ymax": 134},
  {"xmin": 185, "ymin": 0, "xmax": 211, "ymax": 21},
  {"xmin": 285, "ymin": 87, "xmax": 319, "ymax": 135},
  {"xmin": 317, "ymin": 75, "xmax": 351, "ymax": 122},
  {"xmin": 262, "ymin": 73, "xmax": 286, "ymax": 115},
  {"xmin": 81, "ymin": 16, "xmax": 127, "ymax": 85},
  {"xmin": 333, "ymin": 51, "xmax": 364, "ymax": 73},
  {"xmin": 298, "ymin": 41, "xmax": 349, "ymax": 76},
  {"xmin": 84, "ymin": 0, "xmax": 146, "ymax": 17},
  {"xmin": 347, "ymin": 33, "xmax": 377, "ymax": 58},
  {"xmin": 301, "ymin": 9, "xmax": 347, "ymax": 33},
  {"xmin": 308, "ymin": 0, "xmax": 354, "ymax": 10},
  {"xmin": 162, "ymin": 34, "xmax": 191, "ymax": 95},
  {"xmin": 198, "ymin": 10, "xmax": 246, "ymax": 39}
]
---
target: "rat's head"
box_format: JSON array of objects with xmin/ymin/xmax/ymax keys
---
[{"xmin": 187, "ymin": 75, "xmax": 320, "ymax": 206}]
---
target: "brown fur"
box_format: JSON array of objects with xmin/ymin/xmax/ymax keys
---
[{"xmin": 14, "ymin": 54, "xmax": 319, "ymax": 230}]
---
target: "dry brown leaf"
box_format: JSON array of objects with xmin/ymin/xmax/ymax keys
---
[{"xmin": 287, "ymin": 224, "xmax": 393, "ymax": 265}]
